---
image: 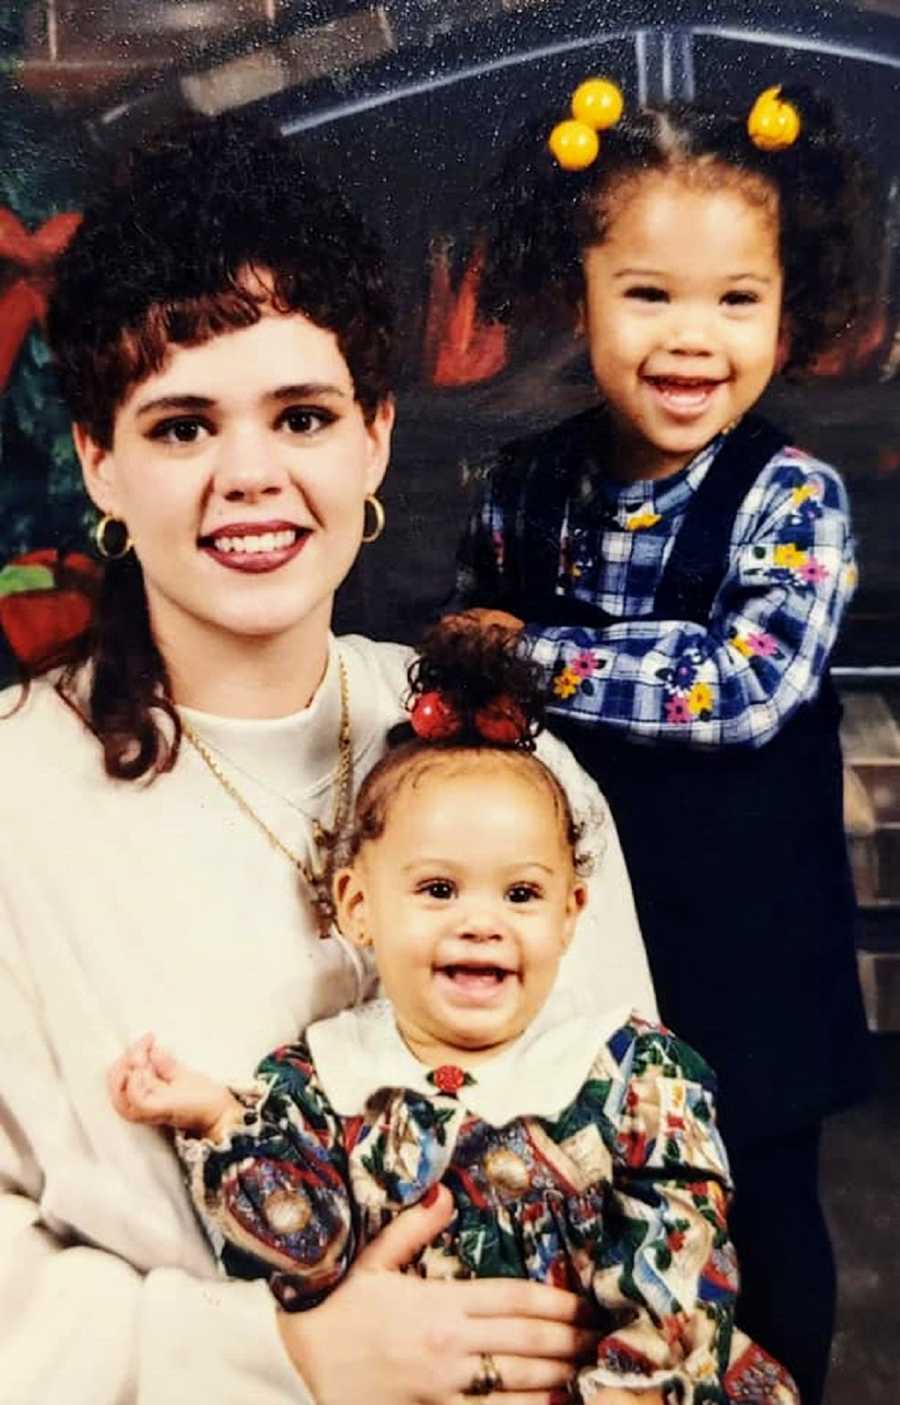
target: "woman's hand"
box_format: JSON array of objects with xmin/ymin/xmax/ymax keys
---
[
  {"xmin": 107, "ymin": 1032, "xmax": 238, "ymax": 1138},
  {"xmin": 278, "ymin": 1186, "xmax": 594, "ymax": 1404}
]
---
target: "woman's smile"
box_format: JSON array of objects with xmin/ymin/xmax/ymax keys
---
[
  {"xmin": 200, "ymin": 519, "xmax": 311, "ymax": 573},
  {"xmin": 76, "ymin": 310, "xmax": 394, "ymax": 676}
]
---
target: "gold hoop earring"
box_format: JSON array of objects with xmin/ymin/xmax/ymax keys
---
[
  {"xmin": 93, "ymin": 514, "xmax": 133, "ymax": 560},
  {"xmin": 361, "ymin": 494, "xmax": 385, "ymax": 544}
]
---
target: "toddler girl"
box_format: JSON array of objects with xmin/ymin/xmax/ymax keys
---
[
  {"xmin": 454, "ymin": 81, "xmax": 877, "ymax": 1403},
  {"xmin": 111, "ymin": 628, "xmax": 797, "ymax": 1405}
]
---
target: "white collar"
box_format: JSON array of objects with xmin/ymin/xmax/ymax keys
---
[{"xmin": 306, "ymin": 990, "xmax": 633, "ymax": 1127}]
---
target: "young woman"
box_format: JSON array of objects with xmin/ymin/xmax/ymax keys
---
[{"xmin": 0, "ymin": 119, "xmax": 654, "ymax": 1403}]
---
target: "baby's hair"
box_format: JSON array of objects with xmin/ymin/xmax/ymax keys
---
[
  {"xmin": 349, "ymin": 625, "xmax": 587, "ymax": 871},
  {"xmin": 480, "ymin": 87, "xmax": 878, "ymax": 374}
]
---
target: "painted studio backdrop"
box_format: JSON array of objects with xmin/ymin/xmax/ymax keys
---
[{"xmin": 2, "ymin": 0, "xmax": 900, "ymax": 933}]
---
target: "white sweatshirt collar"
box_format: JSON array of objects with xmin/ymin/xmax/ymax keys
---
[{"xmin": 177, "ymin": 635, "xmax": 399, "ymax": 805}]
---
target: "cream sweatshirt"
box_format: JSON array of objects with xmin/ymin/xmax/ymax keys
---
[{"xmin": 0, "ymin": 634, "xmax": 654, "ymax": 1405}]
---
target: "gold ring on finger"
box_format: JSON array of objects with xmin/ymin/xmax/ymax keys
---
[{"xmin": 466, "ymin": 1352, "xmax": 504, "ymax": 1396}]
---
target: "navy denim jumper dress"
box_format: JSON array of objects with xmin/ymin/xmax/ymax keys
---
[{"xmin": 495, "ymin": 409, "xmax": 872, "ymax": 1150}]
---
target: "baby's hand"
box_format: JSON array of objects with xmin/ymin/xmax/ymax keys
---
[{"xmin": 107, "ymin": 1032, "xmax": 236, "ymax": 1138}]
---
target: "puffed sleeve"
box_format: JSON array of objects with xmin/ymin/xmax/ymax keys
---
[
  {"xmin": 178, "ymin": 1041, "xmax": 356, "ymax": 1312},
  {"xmin": 578, "ymin": 1023, "xmax": 798, "ymax": 1404}
]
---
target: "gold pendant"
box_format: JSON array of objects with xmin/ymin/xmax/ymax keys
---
[{"xmin": 304, "ymin": 819, "xmax": 341, "ymax": 937}]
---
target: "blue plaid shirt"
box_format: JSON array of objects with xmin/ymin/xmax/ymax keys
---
[{"xmin": 455, "ymin": 431, "xmax": 856, "ymax": 749}]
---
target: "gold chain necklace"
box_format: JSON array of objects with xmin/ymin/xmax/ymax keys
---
[{"xmin": 180, "ymin": 658, "xmax": 353, "ymax": 939}]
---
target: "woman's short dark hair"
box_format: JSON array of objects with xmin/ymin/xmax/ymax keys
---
[
  {"xmin": 47, "ymin": 115, "xmax": 395, "ymax": 445},
  {"xmin": 28, "ymin": 117, "xmax": 395, "ymax": 781},
  {"xmin": 480, "ymin": 88, "xmax": 879, "ymax": 374}
]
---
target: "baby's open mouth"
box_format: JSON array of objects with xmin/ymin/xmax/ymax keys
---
[
  {"xmin": 442, "ymin": 964, "xmax": 507, "ymax": 980},
  {"xmin": 432, "ymin": 966, "xmax": 516, "ymax": 1000}
]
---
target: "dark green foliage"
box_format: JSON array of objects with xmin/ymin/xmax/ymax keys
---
[{"xmin": 0, "ymin": 13, "xmax": 94, "ymax": 639}]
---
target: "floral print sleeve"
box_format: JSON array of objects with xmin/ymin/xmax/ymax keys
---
[
  {"xmin": 579, "ymin": 1024, "xmax": 797, "ymax": 1404},
  {"xmin": 516, "ymin": 447, "xmax": 855, "ymax": 748},
  {"xmin": 176, "ymin": 1040, "xmax": 355, "ymax": 1311}
]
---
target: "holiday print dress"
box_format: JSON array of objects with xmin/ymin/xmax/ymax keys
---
[{"xmin": 178, "ymin": 1012, "xmax": 797, "ymax": 1404}]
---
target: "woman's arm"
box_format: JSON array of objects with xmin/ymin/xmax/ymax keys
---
[
  {"xmin": 2, "ymin": 1093, "xmax": 589, "ymax": 1405},
  {"xmin": 2, "ymin": 926, "xmax": 593, "ymax": 1404},
  {"xmin": 0, "ymin": 951, "xmax": 313, "ymax": 1405}
]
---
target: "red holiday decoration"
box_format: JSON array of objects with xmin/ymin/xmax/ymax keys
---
[
  {"xmin": 423, "ymin": 241, "xmax": 508, "ymax": 387},
  {"xmin": 0, "ymin": 548, "xmax": 97, "ymax": 666},
  {"xmin": 0, "ymin": 210, "xmax": 82, "ymax": 391}
]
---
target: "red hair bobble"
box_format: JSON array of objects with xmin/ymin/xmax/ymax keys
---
[
  {"xmin": 410, "ymin": 689, "xmax": 529, "ymax": 745},
  {"xmin": 410, "ymin": 691, "xmax": 461, "ymax": 740},
  {"xmin": 473, "ymin": 695, "xmax": 528, "ymax": 745}
]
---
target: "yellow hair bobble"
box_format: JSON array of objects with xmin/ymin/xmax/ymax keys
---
[
  {"xmin": 548, "ymin": 120, "xmax": 599, "ymax": 171},
  {"xmin": 548, "ymin": 77, "xmax": 624, "ymax": 170},
  {"xmin": 747, "ymin": 86, "xmax": 801, "ymax": 151},
  {"xmin": 571, "ymin": 78, "xmax": 624, "ymax": 131}
]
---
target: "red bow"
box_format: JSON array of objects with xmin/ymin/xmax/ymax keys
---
[{"xmin": 0, "ymin": 208, "xmax": 82, "ymax": 391}]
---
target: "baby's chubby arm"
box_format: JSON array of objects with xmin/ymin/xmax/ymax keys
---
[{"xmin": 107, "ymin": 1032, "xmax": 243, "ymax": 1143}]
